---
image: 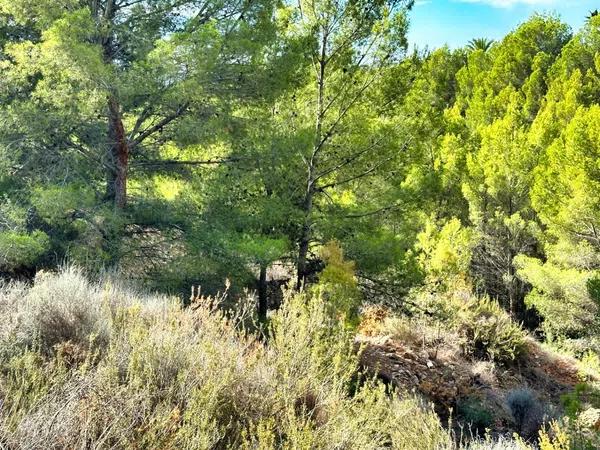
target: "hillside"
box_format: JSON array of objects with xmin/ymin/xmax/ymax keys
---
[
  {"xmin": 0, "ymin": 269, "xmax": 598, "ymax": 449},
  {"xmin": 1, "ymin": 1, "xmax": 600, "ymax": 449},
  {"xmin": 358, "ymin": 312, "xmax": 590, "ymax": 437}
]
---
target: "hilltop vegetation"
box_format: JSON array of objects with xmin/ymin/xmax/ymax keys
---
[{"xmin": 1, "ymin": 0, "xmax": 600, "ymax": 448}]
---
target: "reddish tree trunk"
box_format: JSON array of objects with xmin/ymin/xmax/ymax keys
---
[{"xmin": 107, "ymin": 96, "xmax": 129, "ymax": 209}]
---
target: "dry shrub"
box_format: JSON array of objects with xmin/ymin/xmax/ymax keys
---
[
  {"xmin": 464, "ymin": 435, "xmax": 531, "ymax": 450},
  {"xmin": 6, "ymin": 268, "xmax": 110, "ymax": 355},
  {"xmin": 358, "ymin": 304, "xmax": 390, "ymax": 336},
  {"xmin": 0, "ymin": 269, "xmax": 456, "ymax": 449},
  {"xmin": 0, "ymin": 270, "xmax": 540, "ymax": 449}
]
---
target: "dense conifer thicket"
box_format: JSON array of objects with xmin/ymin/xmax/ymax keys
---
[{"xmin": 1, "ymin": 1, "xmax": 600, "ymax": 447}]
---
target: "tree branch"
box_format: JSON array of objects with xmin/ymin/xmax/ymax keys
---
[
  {"xmin": 129, "ymin": 103, "xmax": 189, "ymax": 149},
  {"xmin": 132, "ymin": 157, "xmax": 241, "ymax": 168}
]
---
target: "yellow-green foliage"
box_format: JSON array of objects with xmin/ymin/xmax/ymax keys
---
[
  {"xmin": 0, "ymin": 230, "xmax": 49, "ymax": 270},
  {"xmin": 515, "ymin": 249, "xmax": 600, "ymax": 342},
  {"xmin": 538, "ymin": 421, "xmax": 573, "ymax": 450},
  {"xmin": 316, "ymin": 241, "xmax": 362, "ymax": 323},
  {"xmin": 579, "ymin": 351, "xmax": 600, "ymax": 379},
  {"xmin": 0, "ymin": 269, "xmax": 454, "ymax": 449},
  {"xmin": 320, "ymin": 241, "xmax": 357, "ymax": 287},
  {"xmin": 457, "ymin": 297, "xmax": 526, "ymax": 364},
  {"xmin": 417, "ymin": 217, "xmax": 475, "ymax": 286}
]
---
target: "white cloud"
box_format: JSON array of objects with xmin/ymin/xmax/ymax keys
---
[
  {"xmin": 456, "ymin": 0, "xmax": 558, "ymax": 8},
  {"xmin": 415, "ymin": 0, "xmax": 432, "ymax": 6}
]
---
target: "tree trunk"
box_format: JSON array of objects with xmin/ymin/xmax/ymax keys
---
[
  {"xmin": 258, "ymin": 264, "xmax": 268, "ymax": 322},
  {"xmin": 297, "ymin": 219, "xmax": 311, "ymax": 289},
  {"xmin": 296, "ymin": 29, "xmax": 327, "ymax": 290},
  {"xmin": 296, "ymin": 176, "xmax": 315, "ymax": 289},
  {"xmin": 106, "ymin": 96, "xmax": 129, "ymax": 209}
]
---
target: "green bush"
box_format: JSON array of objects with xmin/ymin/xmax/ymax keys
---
[
  {"xmin": 457, "ymin": 298, "xmax": 526, "ymax": 364},
  {"xmin": 457, "ymin": 396, "xmax": 494, "ymax": 434},
  {"xmin": 0, "ymin": 230, "xmax": 49, "ymax": 270}
]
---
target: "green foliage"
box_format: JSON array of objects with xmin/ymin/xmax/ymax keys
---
[
  {"xmin": 532, "ymin": 105, "xmax": 600, "ymax": 242},
  {"xmin": 0, "ymin": 230, "xmax": 49, "ymax": 270},
  {"xmin": 560, "ymin": 383, "xmax": 600, "ymax": 419},
  {"xmin": 467, "ymin": 38, "xmax": 494, "ymax": 53},
  {"xmin": 457, "ymin": 396, "xmax": 494, "ymax": 433},
  {"xmin": 0, "ymin": 2, "xmax": 593, "ymax": 329},
  {"xmin": 516, "ymin": 252, "xmax": 600, "ymax": 341},
  {"xmin": 31, "ymin": 184, "xmax": 96, "ymax": 225},
  {"xmin": 553, "ymin": 384, "xmax": 600, "ymax": 449},
  {"xmin": 457, "ymin": 297, "xmax": 526, "ymax": 364},
  {"xmin": 587, "ymin": 276, "xmax": 600, "ymax": 305}
]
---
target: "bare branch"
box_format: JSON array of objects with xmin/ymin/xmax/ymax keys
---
[{"xmin": 129, "ymin": 103, "xmax": 189, "ymax": 149}]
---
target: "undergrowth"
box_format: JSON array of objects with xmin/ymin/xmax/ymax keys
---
[
  {"xmin": 0, "ymin": 268, "xmax": 453, "ymax": 449},
  {"xmin": 0, "ymin": 269, "xmax": 586, "ymax": 449}
]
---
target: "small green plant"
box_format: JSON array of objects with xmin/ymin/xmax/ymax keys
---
[
  {"xmin": 560, "ymin": 383, "xmax": 600, "ymax": 419},
  {"xmin": 457, "ymin": 396, "xmax": 494, "ymax": 434}
]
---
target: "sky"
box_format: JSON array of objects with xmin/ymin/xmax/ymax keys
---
[{"xmin": 407, "ymin": 0, "xmax": 598, "ymax": 49}]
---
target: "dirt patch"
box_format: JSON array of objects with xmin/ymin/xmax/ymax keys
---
[{"xmin": 357, "ymin": 334, "xmax": 591, "ymax": 430}]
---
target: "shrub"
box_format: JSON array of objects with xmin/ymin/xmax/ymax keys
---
[
  {"xmin": 457, "ymin": 396, "xmax": 494, "ymax": 434},
  {"xmin": 457, "ymin": 298, "xmax": 526, "ymax": 364},
  {"xmin": 506, "ymin": 388, "xmax": 545, "ymax": 438},
  {"xmin": 538, "ymin": 420, "xmax": 571, "ymax": 450},
  {"xmin": 13, "ymin": 267, "xmax": 110, "ymax": 354},
  {"xmin": 0, "ymin": 269, "xmax": 456, "ymax": 449},
  {"xmin": 560, "ymin": 382, "xmax": 600, "ymax": 419},
  {"xmin": 464, "ymin": 435, "xmax": 531, "ymax": 449},
  {"xmin": 316, "ymin": 241, "xmax": 362, "ymax": 325}
]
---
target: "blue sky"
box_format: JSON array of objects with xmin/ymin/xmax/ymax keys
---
[{"xmin": 407, "ymin": 0, "xmax": 597, "ymax": 49}]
